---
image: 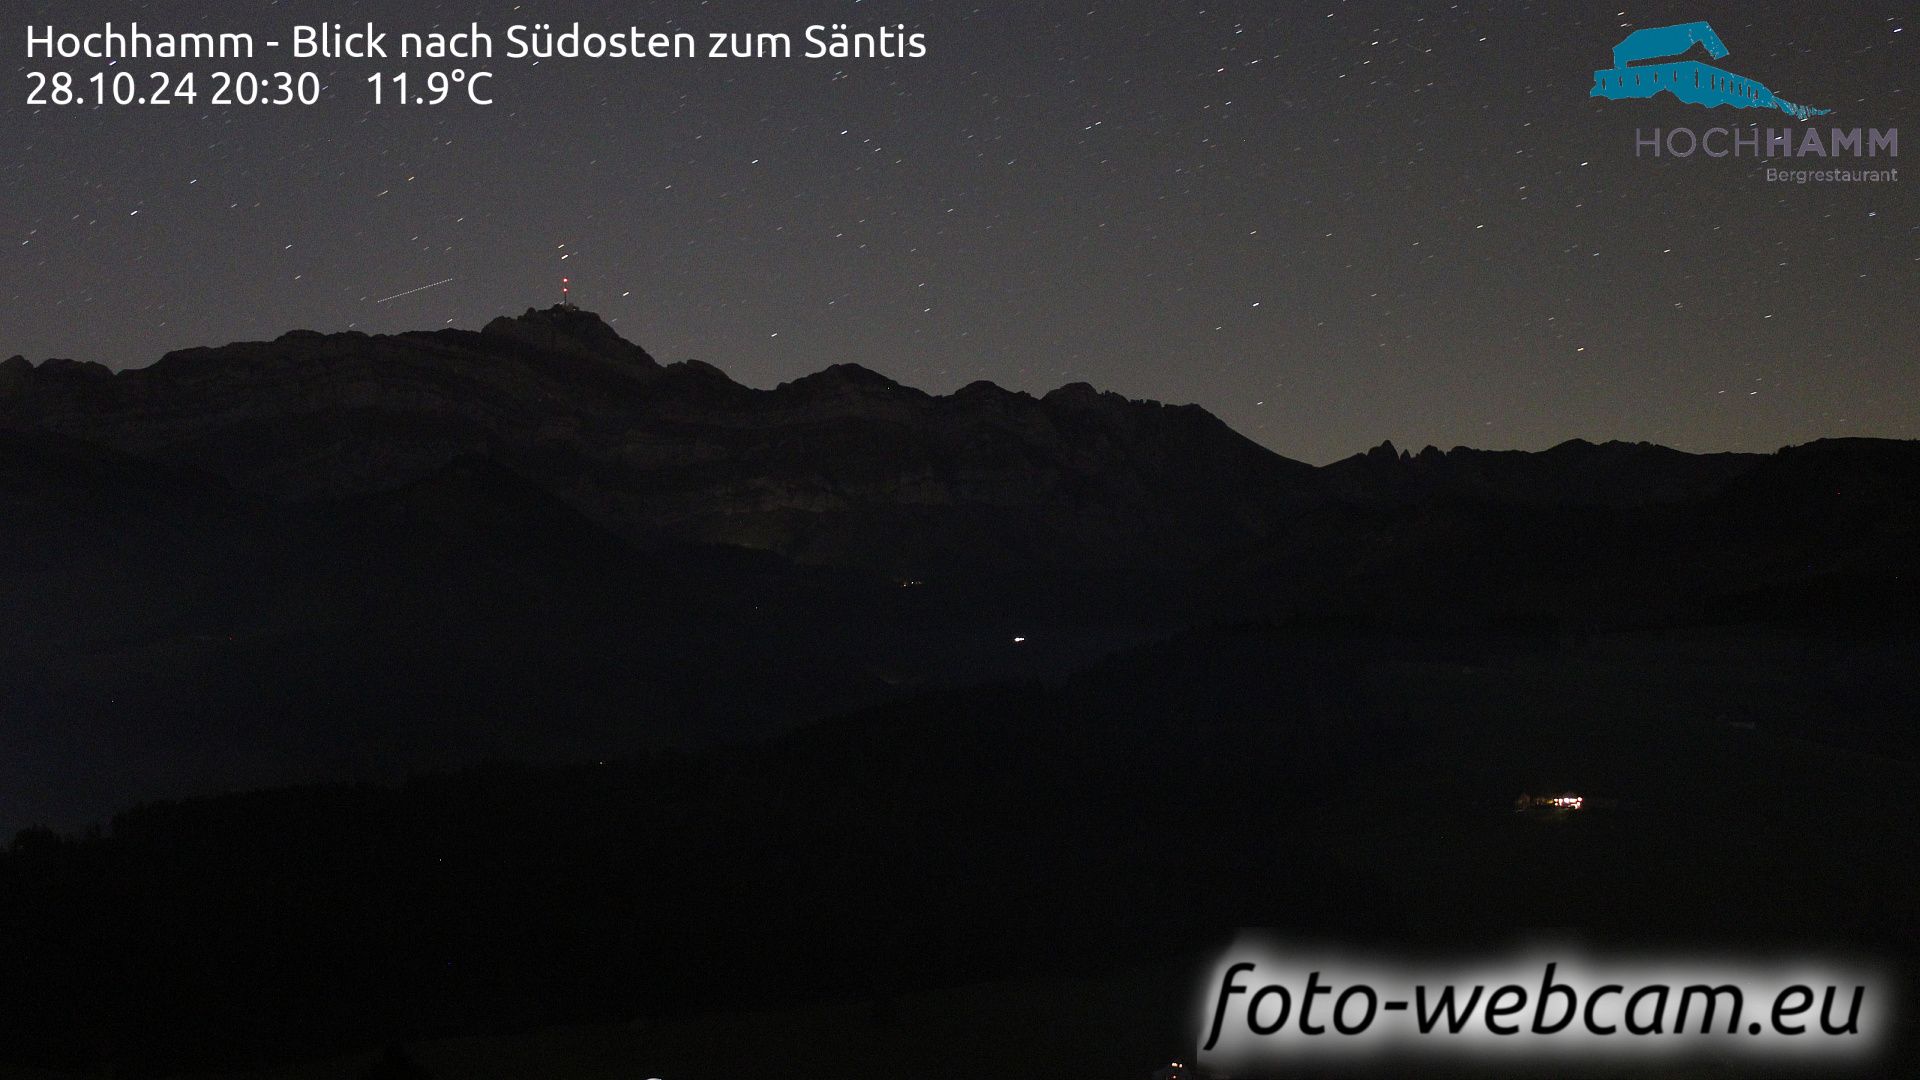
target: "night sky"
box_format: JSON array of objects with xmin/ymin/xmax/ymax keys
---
[{"xmin": 3, "ymin": 1, "xmax": 1913, "ymax": 464}]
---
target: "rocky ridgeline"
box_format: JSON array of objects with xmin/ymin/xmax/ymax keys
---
[{"xmin": 0, "ymin": 308, "xmax": 1310, "ymax": 571}]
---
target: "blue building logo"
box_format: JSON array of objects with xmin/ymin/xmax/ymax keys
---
[{"xmin": 1591, "ymin": 22, "xmax": 1829, "ymax": 121}]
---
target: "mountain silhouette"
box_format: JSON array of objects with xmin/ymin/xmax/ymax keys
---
[
  {"xmin": 0, "ymin": 309, "xmax": 1310, "ymax": 827},
  {"xmin": 2, "ymin": 310, "xmax": 1917, "ymax": 829},
  {"xmin": 3, "ymin": 312, "xmax": 1919, "ymax": 1077},
  {"xmin": 3, "ymin": 307, "xmax": 1314, "ymax": 579}
]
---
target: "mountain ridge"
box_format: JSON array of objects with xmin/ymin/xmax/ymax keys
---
[
  {"xmin": 2, "ymin": 309, "xmax": 1917, "ymax": 833},
  {"xmin": 7, "ymin": 309, "xmax": 1918, "ymax": 576},
  {"xmin": 0, "ymin": 307, "xmax": 1315, "ymax": 572},
  {"xmin": 7, "ymin": 307, "xmax": 1909, "ymax": 475}
]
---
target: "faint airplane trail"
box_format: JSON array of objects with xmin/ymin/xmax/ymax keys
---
[{"xmin": 375, "ymin": 277, "xmax": 456, "ymax": 304}]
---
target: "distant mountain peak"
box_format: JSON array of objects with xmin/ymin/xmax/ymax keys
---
[
  {"xmin": 780, "ymin": 363, "xmax": 915, "ymax": 396},
  {"xmin": 1040, "ymin": 381, "xmax": 1137, "ymax": 410},
  {"xmin": 480, "ymin": 306, "xmax": 657, "ymax": 368},
  {"xmin": 953, "ymin": 379, "xmax": 1024, "ymax": 400}
]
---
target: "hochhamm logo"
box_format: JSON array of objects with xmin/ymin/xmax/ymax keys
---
[
  {"xmin": 1590, "ymin": 21, "xmax": 1828, "ymax": 120},
  {"xmin": 1590, "ymin": 21, "xmax": 1897, "ymax": 181}
]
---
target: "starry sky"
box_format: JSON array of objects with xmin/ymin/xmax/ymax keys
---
[{"xmin": 3, "ymin": 1, "xmax": 1914, "ymax": 464}]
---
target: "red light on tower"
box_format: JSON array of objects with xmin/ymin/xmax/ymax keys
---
[{"xmin": 561, "ymin": 277, "xmax": 571, "ymax": 307}]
